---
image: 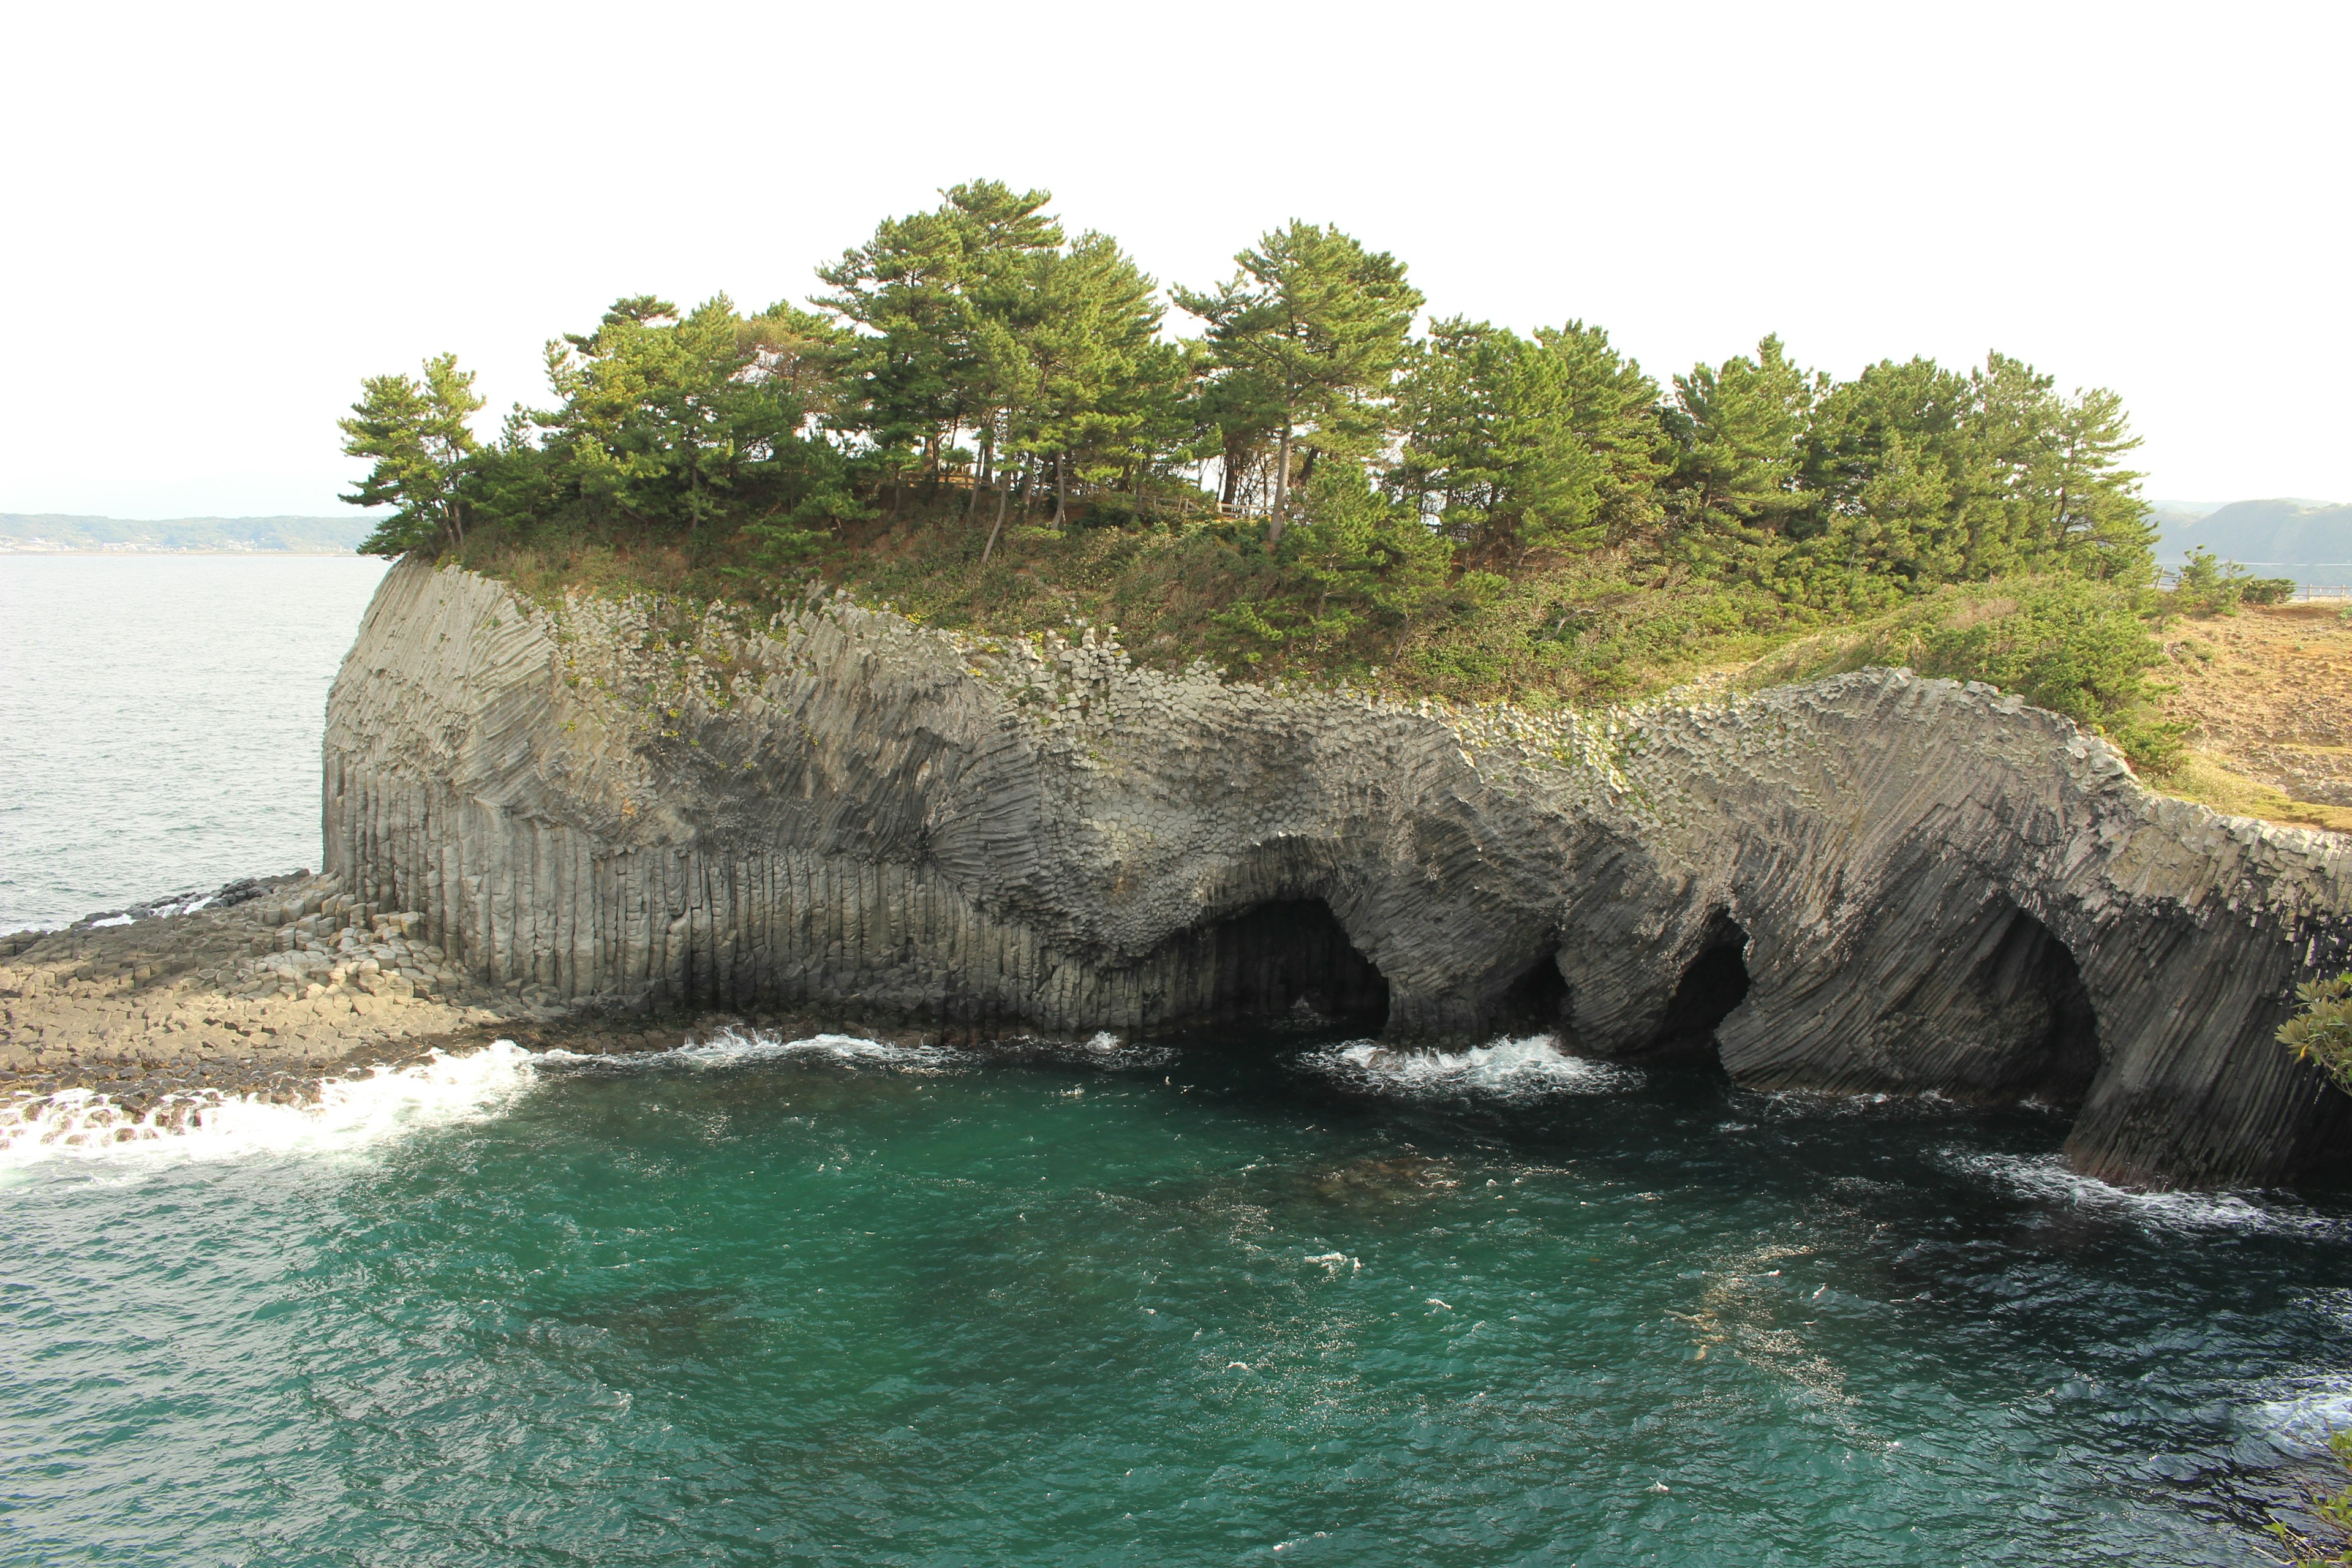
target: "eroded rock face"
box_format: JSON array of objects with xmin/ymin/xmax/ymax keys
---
[{"xmin": 325, "ymin": 561, "xmax": 2352, "ymax": 1188}]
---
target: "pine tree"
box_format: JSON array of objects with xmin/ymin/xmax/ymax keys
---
[
  {"xmin": 1662, "ymin": 336, "xmax": 1824, "ymax": 568},
  {"xmin": 1533, "ymin": 320, "xmax": 1668, "ymax": 539},
  {"xmin": 1175, "ymin": 222, "xmax": 1422, "ymax": 543},
  {"xmin": 1389, "ymin": 319, "xmax": 1605, "ymax": 564},
  {"xmin": 815, "ymin": 201, "xmax": 986, "ymax": 500},
  {"xmin": 1005, "ymin": 232, "xmax": 1170, "ymax": 526},
  {"xmin": 535, "ymin": 295, "xmax": 826, "ymax": 533},
  {"xmin": 339, "ymin": 353, "xmax": 484, "ymax": 557}
]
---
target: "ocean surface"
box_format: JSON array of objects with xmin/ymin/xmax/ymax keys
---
[
  {"xmin": 0, "ymin": 552, "xmax": 390, "ymax": 932},
  {"xmin": 3, "ymin": 552, "xmax": 2350, "ymax": 1564},
  {"xmin": 4, "ymin": 1033, "xmax": 2350, "ymax": 1565}
]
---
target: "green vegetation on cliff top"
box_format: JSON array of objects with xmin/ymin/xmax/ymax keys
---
[{"xmin": 341, "ymin": 179, "xmax": 2297, "ymax": 779}]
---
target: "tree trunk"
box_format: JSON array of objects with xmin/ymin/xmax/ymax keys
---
[
  {"xmin": 980, "ymin": 480, "xmax": 1011, "ymax": 567},
  {"xmin": 1269, "ymin": 424, "xmax": 1294, "ymax": 546},
  {"xmin": 1053, "ymin": 452, "xmax": 1068, "ymax": 526}
]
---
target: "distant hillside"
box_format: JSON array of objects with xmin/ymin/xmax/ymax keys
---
[
  {"xmin": 0, "ymin": 513, "xmax": 375, "ymax": 554},
  {"xmin": 2152, "ymin": 498, "xmax": 2352, "ymax": 584},
  {"xmin": 2146, "ymin": 500, "xmax": 2220, "ymax": 540}
]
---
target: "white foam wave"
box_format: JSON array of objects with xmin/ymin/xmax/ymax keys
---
[
  {"xmin": 1300, "ymin": 1033, "xmax": 1636, "ymax": 1101},
  {"xmin": 2250, "ymin": 1379, "xmax": 2352, "ymax": 1452},
  {"xmin": 992, "ymin": 1030, "xmax": 1176, "ymax": 1071},
  {"xmin": 0, "ymin": 1041, "xmax": 540, "ymax": 1166},
  {"xmin": 537, "ymin": 1025, "xmax": 959, "ymax": 1074},
  {"xmin": 1946, "ymin": 1151, "xmax": 2350, "ymax": 1237}
]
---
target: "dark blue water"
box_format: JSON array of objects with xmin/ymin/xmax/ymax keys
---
[{"xmin": 4, "ymin": 1030, "xmax": 2348, "ymax": 1565}]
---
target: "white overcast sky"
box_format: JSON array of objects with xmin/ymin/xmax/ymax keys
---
[{"xmin": 4, "ymin": 0, "xmax": 2343, "ymax": 518}]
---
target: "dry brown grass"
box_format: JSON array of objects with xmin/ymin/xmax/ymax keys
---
[{"xmin": 2153, "ymin": 600, "xmax": 2352, "ymax": 832}]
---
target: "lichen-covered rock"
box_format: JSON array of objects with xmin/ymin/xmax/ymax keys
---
[{"xmin": 325, "ymin": 561, "xmax": 2352, "ymax": 1188}]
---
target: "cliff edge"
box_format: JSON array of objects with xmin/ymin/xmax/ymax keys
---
[{"xmin": 324, "ymin": 560, "xmax": 2352, "ymax": 1188}]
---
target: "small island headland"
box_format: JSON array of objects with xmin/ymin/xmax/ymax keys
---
[
  {"xmin": 10, "ymin": 184, "xmax": 2351, "ymax": 1189},
  {"xmin": 297, "ymin": 558, "xmax": 2348, "ymax": 1190}
]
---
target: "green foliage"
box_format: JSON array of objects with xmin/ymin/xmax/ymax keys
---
[
  {"xmin": 1662, "ymin": 335, "xmax": 1824, "ymax": 559},
  {"xmin": 2271, "ymin": 1430, "xmax": 2352, "ymax": 1566},
  {"xmin": 340, "ymin": 353, "xmax": 484, "ymax": 557},
  {"xmin": 813, "ymin": 181, "xmax": 1196, "ymax": 530},
  {"xmin": 1390, "ymin": 319, "xmax": 1609, "ymax": 564},
  {"xmin": 2278, "ymin": 971, "xmax": 2352, "ymax": 1094},
  {"xmin": 1657, "ymin": 347, "xmax": 2157, "ymax": 611},
  {"xmin": 1175, "ymin": 221, "xmax": 1423, "ymax": 537},
  {"xmin": 2171, "ymin": 546, "xmax": 2298, "ymax": 615},
  {"xmin": 1765, "ymin": 578, "xmax": 2182, "ymax": 771},
  {"xmin": 339, "ymin": 179, "xmax": 2195, "ymax": 742},
  {"xmin": 537, "ymin": 294, "xmax": 840, "ymax": 533},
  {"xmin": 2173, "ymin": 547, "xmax": 2245, "ymax": 614},
  {"xmin": 1208, "ymin": 464, "xmax": 1453, "ymax": 666}
]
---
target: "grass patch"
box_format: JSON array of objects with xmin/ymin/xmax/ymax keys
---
[{"xmin": 2160, "ymin": 752, "xmax": 2352, "ymax": 833}]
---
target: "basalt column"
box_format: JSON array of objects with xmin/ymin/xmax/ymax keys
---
[{"xmin": 324, "ymin": 560, "xmax": 2352, "ymax": 1188}]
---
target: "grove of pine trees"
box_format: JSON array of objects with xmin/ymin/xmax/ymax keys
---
[
  {"xmin": 344, "ymin": 179, "xmax": 2153, "ymax": 602},
  {"xmin": 342, "ymin": 181, "xmax": 2187, "ymax": 760}
]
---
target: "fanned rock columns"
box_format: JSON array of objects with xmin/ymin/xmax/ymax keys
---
[{"xmin": 325, "ymin": 560, "xmax": 2352, "ymax": 1188}]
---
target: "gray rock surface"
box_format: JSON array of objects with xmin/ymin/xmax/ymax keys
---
[{"xmin": 325, "ymin": 560, "xmax": 2352, "ymax": 1188}]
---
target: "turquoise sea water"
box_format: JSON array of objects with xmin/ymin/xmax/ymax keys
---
[{"xmin": 6, "ymin": 1030, "xmax": 2348, "ymax": 1566}]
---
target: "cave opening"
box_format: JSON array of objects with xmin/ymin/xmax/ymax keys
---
[
  {"xmin": 1646, "ymin": 915, "xmax": 1753, "ymax": 1061},
  {"xmin": 1164, "ymin": 898, "xmax": 1391, "ymax": 1036},
  {"xmin": 1967, "ymin": 905, "xmax": 2101, "ymax": 1106},
  {"xmin": 1491, "ymin": 951, "xmax": 1570, "ymax": 1037}
]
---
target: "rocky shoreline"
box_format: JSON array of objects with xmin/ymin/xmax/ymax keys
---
[
  {"xmin": 0, "ymin": 872, "xmax": 965, "ymax": 1129},
  {"xmin": 1, "ymin": 871, "xmax": 514, "ymax": 1107}
]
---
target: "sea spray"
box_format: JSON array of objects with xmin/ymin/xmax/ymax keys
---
[
  {"xmin": 1941, "ymin": 1148, "xmax": 2351, "ymax": 1238},
  {"xmin": 1299, "ymin": 1032, "xmax": 1637, "ymax": 1102},
  {"xmin": 0, "ymin": 1041, "xmax": 539, "ymax": 1164},
  {"xmin": 538, "ymin": 1025, "xmax": 959, "ymax": 1074},
  {"xmin": 0, "ymin": 1029, "xmax": 948, "ymax": 1166}
]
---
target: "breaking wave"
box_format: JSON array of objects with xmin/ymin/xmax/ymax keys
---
[
  {"xmin": 0, "ymin": 1028, "xmax": 948, "ymax": 1167},
  {"xmin": 538, "ymin": 1025, "xmax": 959, "ymax": 1075},
  {"xmin": 1944, "ymin": 1151, "xmax": 2351, "ymax": 1238},
  {"xmin": 1299, "ymin": 1033, "xmax": 1637, "ymax": 1101},
  {"xmin": 0, "ymin": 1041, "xmax": 540, "ymax": 1166}
]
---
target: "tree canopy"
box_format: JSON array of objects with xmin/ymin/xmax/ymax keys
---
[{"xmin": 340, "ymin": 178, "xmax": 2156, "ymax": 638}]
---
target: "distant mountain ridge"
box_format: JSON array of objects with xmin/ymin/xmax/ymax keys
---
[
  {"xmin": 0, "ymin": 513, "xmax": 374, "ymax": 554},
  {"xmin": 2150, "ymin": 498, "xmax": 2352, "ymax": 585}
]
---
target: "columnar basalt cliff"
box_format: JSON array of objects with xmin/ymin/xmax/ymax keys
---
[{"xmin": 325, "ymin": 560, "xmax": 2352, "ymax": 1188}]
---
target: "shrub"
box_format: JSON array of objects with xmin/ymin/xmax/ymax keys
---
[
  {"xmin": 2279, "ymin": 972, "xmax": 2352, "ymax": 1094},
  {"xmin": 2170, "ymin": 548, "xmax": 2294, "ymax": 615},
  {"xmin": 1207, "ymin": 465, "xmax": 1453, "ymax": 669},
  {"xmin": 2242, "ymin": 577, "xmax": 2299, "ymax": 606},
  {"xmin": 2270, "ymin": 1429, "xmax": 2352, "ymax": 1566},
  {"xmin": 1798, "ymin": 578, "xmax": 2182, "ymax": 771}
]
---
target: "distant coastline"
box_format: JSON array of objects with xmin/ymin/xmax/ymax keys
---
[
  {"xmin": 0, "ymin": 512, "xmax": 379, "ymax": 556},
  {"xmin": 0, "ymin": 545, "xmax": 364, "ymax": 556}
]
